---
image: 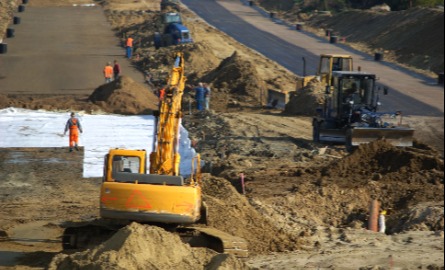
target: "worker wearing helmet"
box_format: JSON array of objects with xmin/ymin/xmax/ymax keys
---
[
  {"xmin": 64, "ymin": 112, "xmax": 83, "ymax": 152},
  {"xmin": 379, "ymin": 210, "xmax": 387, "ymax": 233}
]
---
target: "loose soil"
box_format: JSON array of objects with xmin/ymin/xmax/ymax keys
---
[
  {"xmin": 0, "ymin": 0, "xmax": 443, "ymax": 269},
  {"xmin": 48, "ymin": 223, "xmax": 248, "ymax": 270}
]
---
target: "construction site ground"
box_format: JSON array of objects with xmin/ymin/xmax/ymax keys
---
[{"xmin": 0, "ymin": 0, "xmax": 444, "ymax": 269}]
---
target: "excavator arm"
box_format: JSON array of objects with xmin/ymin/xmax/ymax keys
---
[{"xmin": 150, "ymin": 52, "xmax": 186, "ymax": 177}]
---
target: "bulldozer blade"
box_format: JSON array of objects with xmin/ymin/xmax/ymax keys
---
[
  {"xmin": 320, "ymin": 129, "xmax": 347, "ymax": 143},
  {"xmin": 350, "ymin": 127, "xmax": 415, "ymax": 147}
]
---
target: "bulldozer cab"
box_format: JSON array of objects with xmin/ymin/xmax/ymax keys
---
[
  {"xmin": 318, "ymin": 54, "xmax": 353, "ymax": 86},
  {"xmin": 330, "ymin": 71, "xmax": 376, "ymax": 118}
]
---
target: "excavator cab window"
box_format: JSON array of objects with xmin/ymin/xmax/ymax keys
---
[
  {"xmin": 112, "ymin": 156, "xmax": 141, "ymax": 175},
  {"xmin": 319, "ymin": 57, "xmax": 331, "ymax": 74}
]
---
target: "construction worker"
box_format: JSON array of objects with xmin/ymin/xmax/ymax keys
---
[
  {"xmin": 126, "ymin": 36, "xmax": 134, "ymax": 59},
  {"xmin": 379, "ymin": 210, "xmax": 387, "ymax": 233},
  {"xmin": 64, "ymin": 112, "xmax": 83, "ymax": 152},
  {"xmin": 158, "ymin": 87, "xmax": 166, "ymax": 100},
  {"xmin": 203, "ymin": 83, "xmax": 211, "ymax": 111},
  {"xmin": 104, "ymin": 62, "xmax": 113, "ymax": 83},
  {"xmin": 113, "ymin": 60, "xmax": 121, "ymax": 81},
  {"xmin": 194, "ymin": 83, "xmax": 206, "ymax": 111}
]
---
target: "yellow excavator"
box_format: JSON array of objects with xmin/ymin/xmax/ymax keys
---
[{"xmin": 63, "ymin": 52, "xmax": 248, "ymax": 257}]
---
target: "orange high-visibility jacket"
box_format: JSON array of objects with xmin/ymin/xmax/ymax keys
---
[
  {"xmin": 104, "ymin": 65, "xmax": 113, "ymax": 78},
  {"xmin": 126, "ymin": 37, "xmax": 134, "ymax": 47},
  {"xmin": 65, "ymin": 117, "xmax": 83, "ymax": 134}
]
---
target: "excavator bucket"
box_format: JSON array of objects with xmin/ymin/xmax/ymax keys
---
[{"xmin": 350, "ymin": 127, "xmax": 415, "ymax": 147}]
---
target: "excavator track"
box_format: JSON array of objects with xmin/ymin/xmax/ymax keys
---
[
  {"xmin": 62, "ymin": 222, "xmax": 249, "ymax": 258},
  {"xmin": 178, "ymin": 227, "xmax": 249, "ymax": 258}
]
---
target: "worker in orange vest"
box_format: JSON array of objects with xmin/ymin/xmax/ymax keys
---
[
  {"xmin": 126, "ymin": 36, "xmax": 134, "ymax": 59},
  {"xmin": 64, "ymin": 112, "xmax": 83, "ymax": 152},
  {"xmin": 103, "ymin": 62, "xmax": 113, "ymax": 83}
]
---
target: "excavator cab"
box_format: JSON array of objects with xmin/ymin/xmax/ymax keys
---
[
  {"xmin": 313, "ymin": 71, "xmax": 415, "ymax": 148},
  {"xmin": 100, "ymin": 148, "xmax": 201, "ymax": 224}
]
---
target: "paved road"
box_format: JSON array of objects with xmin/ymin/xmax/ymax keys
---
[
  {"xmin": 182, "ymin": 0, "xmax": 444, "ymax": 116},
  {"xmin": 0, "ymin": 6, "xmax": 144, "ymax": 95}
]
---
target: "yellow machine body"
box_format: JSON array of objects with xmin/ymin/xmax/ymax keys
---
[
  {"xmin": 100, "ymin": 149, "xmax": 202, "ymax": 224},
  {"xmin": 296, "ymin": 54, "xmax": 354, "ymax": 90}
]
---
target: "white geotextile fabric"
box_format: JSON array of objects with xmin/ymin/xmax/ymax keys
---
[{"xmin": 0, "ymin": 108, "xmax": 198, "ymax": 178}]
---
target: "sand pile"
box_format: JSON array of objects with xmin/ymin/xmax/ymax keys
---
[
  {"xmin": 89, "ymin": 75, "xmax": 158, "ymax": 115},
  {"xmin": 318, "ymin": 140, "xmax": 444, "ymax": 224},
  {"xmin": 325, "ymin": 140, "xmax": 444, "ymax": 178},
  {"xmin": 389, "ymin": 202, "xmax": 444, "ymax": 233},
  {"xmin": 202, "ymin": 51, "xmax": 266, "ymax": 101},
  {"xmin": 49, "ymin": 223, "xmax": 248, "ymax": 270},
  {"xmin": 250, "ymin": 141, "xmax": 444, "ymax": 231},
  {"xmin": 203, "ymin": 176, "xmax": 302, "ymax": 254},
  {"xmin": 285, "ymin": 78, "xmax": 326, "ymax": 115}
]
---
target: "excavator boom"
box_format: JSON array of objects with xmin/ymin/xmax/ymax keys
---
[{"xmin": 150, "ymin": 52, "xmax": 186, "ymax": 176}]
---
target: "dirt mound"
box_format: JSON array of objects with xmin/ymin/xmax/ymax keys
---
[
  {"xmin": 202, "ymin": 51, "xmax": 266, "ymax": 96},
  {"xmin": 325, "ymin": 140, "xmax": 444, "ymax": 177},
  {"xmin": 389, "ymin": 202, "xmax": 445, "ymax": 233},
  {"xmin": 203, "ymin": 176, "xmax": 303, "ymax": 254},
  {"xmin": 244, "ymin": 140, "xmax": 443, "ymax": 233},
  {"xmin": 285, "ymin": 78, "xmax": 326, "ymax": 115},
  {"xmin": 49, "ymin": 223, "xmax": 248, "ymax": 270},
  {"xmin": 89, "ymin": 75, "xmax": 158, "ymax": 115},
  {"xmin": 201, "ymin": 51, "xmax": 266, "ymax": 104},
  {"xmin": 320, "ymin": 140, "xmax": 444, "ymax": 217},
  {"xmin": 138, "ymin": 41, "xmax": 221, "ymax": 83}
]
